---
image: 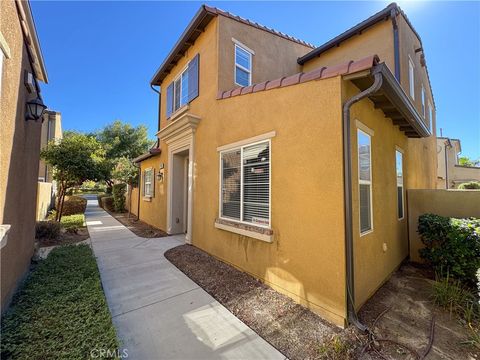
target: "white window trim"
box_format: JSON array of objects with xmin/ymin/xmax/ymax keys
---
[
  {"xmin": 428, "ymin": 101, "xmax": 433, "ymax": 132},
  {"xmin": 396, "ymin": 148, "xmax": 404, "ymax": 220},
  {"xmin": 408, "ymin": 56, "xmax": 415, "ymax": 100},
  {"xmin": 172, "ymin": 65, "xmax": 189, "ymax": 113},
  {"xmin": 217, "ymin": 131, "xmax": 276, "ymax": 152},
  {"xmin": 218, "ymin": 138, "xmax": 271, "ymax": 229},
  {"xmin": 234, "ymin": 44, "xmax": 252, "ymax": 87},
  {"xmin": 421, "ymin": 85, "xmax": 426, "ymax": 117},
  {"xmin": 357, "ymin": 128, "xmax": 373, "ymax": 236},
  {"xmin": 144, "ymin": 167, "xmax": 153, "ymax": 198}
]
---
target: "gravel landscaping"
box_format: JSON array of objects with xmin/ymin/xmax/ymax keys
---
[
  {"xmin": 108, "ymin": 211, "xmax": 168, "ymax": 238},
  {"xmin": 164, "ymin": 244, "xmax": 360, "ymax": 360}
]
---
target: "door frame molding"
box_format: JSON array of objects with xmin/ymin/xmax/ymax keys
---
[{"xmin": 158, "ymin": 113, "xmax": 200, "ymax": 244}]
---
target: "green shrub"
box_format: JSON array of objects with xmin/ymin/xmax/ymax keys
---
[
  {"xmin": 60, "ymin": 214, "xmax": 85, "ymax": 233},
  {"xmin": 100, "ymin": 196, "xmax": 114, "ymax": 212},
  {"xmin": 458, "ymin": 182, "xmax": 480, "ymax": 190},
  {"xmin": 97, "ymin": 193, "xmax": 106, "ymax": 207},
  {"xmin": 419, "ymin": 214, "xmax": 480, "ymax": 287},
  {"xmin": 61, "ymin": 195, "xmax": 87, "ymax": 216},
  {"xmin": 0, "ymin": 245, "xmax": 118, "ymax": 359},
  {"xmin": 112, "ymin": 183, "xmax": 127, "ymax": 212},
  {"xmin": 35, "ymin": 221, "xmax": 61, "ymax": 241}
]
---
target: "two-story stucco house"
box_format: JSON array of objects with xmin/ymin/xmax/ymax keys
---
[
  {"xmin": 436, "ymin": 137, "xmax": 480, "ymax": 189},
  {"xmin": 130, "ymin": 3, "xmax": 437, "ymax": 327}
]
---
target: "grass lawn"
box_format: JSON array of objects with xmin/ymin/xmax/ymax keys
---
[{"xmin": 1, "ymin": 245, "xmax": 118, "ymax": 359}]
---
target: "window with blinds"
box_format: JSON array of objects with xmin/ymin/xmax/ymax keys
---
[
  {"xmin": 396, "ymin": 150, "xmax": 404, "ymax": 219},
  {"xmin": 220, "ymin": 140, "xmax": 270, "ymax": 227},
  {"xmin": 358, "ymin": 129, "xmax": 372, "ymax": 234}
]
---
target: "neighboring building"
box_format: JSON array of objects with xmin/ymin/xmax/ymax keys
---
[
  {"xmin": 36, "ymin": 110, "xmax": 62, "ymax": 220},
  {"xmin": 1, "ymin": 0, "xmax": 48, "ymax": 311},
  {"xmin": 130, "ymin": 3, "xmax": 437, "ymax": 327},
  {"xmin": 38, "ymin": 110, "xmax": 62, "ymax": 183},
  {"xmin": 437, "ymin": 137, "xmax": 480, "ymax": 189}
]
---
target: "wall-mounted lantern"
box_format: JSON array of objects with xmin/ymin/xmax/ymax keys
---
[
  {"xmin": 156, "ymin": 163, "xmax": 165, "ymax": 183},
  {"xmin": 26, "ymin": 97, "xmax": 47, "ymax": 121}
]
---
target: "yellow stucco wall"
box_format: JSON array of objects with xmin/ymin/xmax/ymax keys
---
[
  {"xmin": 136, "ymin": 155, "xmax": 168, "ymax": 232},
  {"xmin": 301, "ymin": 20, "xmax": 395, "ymax": 76},
  {"xmin": 345, "ymin": 81, "xmax": 409, "ymax": 309},
  {"xmin": 408, "ymin": 190, "xmax": 480, "ymax": 262},
  {"xmin": 192, "ymin": 77, "xmax": 347, "ymax": 326},
  {"xmin": 217, "ymin": 16, "xmax": 311, "ymax": 92},
  {"xmin": 36, "ymin": 182, "xmax": 53, "ymax": 220}
]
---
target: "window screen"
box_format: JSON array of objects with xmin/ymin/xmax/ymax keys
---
[
  {"xmin": 235, "ymin": 45, "xmax": 252, "ymax": 87},
  {"xmin": 396, "ymin": 150, "xmax": 404, "ymax": 219},
  {"xmin": 358, "ymin": 130, "xmax": 372, "ymax": 234}
]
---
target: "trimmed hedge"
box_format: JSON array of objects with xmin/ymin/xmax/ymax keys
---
[
  {"xmin": 61, "ymin": 195, "xmax": 87, "ymax": 216},
  {"xmin": 100, "ymin": 196, "xmax": 114, "ymax": 212},
  {"xmin": 458, "ymin": 181, "xmax": 480, "ymax": 190},
  {"xmin": 35, "ymin": 221, "xmax": 61, "ymax": 241},
  {"xmin": 419, "ymin": 213, "xmax": 480, "ymax": 287},
  {"xmin": 112, "ymin": 184, "xmax": 127, "ymax": 212},
  {"xmin": 0, "ymin": 245, "xmax": 118, "ymax": 359}
]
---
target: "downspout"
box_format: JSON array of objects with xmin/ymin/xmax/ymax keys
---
[
  {"xmin": 391, "ymin": 7, "xmax": 401, "ymax": 81},
  {"xmin": 343, "ymin": 72, "xmax": 383, "ymax": 330},
  {"xmin": 444, "ymin": 140, "xmax": 451, "ymax": 189},
  {"xmin": 132, "ymin": 161, "xmax": 141, "ymax": 220},
  {"xmin": 150, "ymin": 84, "xmax": 161, "ymax": 132}
]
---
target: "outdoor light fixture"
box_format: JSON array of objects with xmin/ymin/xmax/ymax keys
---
[{"xmin": 26, "ymin": 97, "xmax": 47, "ymax": 121}]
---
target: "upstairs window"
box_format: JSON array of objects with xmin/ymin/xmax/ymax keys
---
[
  {"xmin": 166, "ymin": 54, "xmax": 200, "ymax": 118},
  {"xmin": 235, "ymin": 44, "xmax": 252, "ymax": 87},
  {"xmin": 408, "ymin": 57, "xmax": 415, "ymax": 100},
  {"xmin": 220, "ymin": 140, "xmax": 270, "ymax": 227},
  {"xmin": 396, "ymin": 150, "xmax": 404, "ymax": 220},
  {"xmin": 358, "ymin": 129, "xmax": 373, "ymax": 234},
  {"xmin": 421, "ymin": 85, "xmax": 426, "ymax": 117}
]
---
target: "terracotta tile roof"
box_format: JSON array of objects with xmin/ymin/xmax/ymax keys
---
[
  {"xmin": 151, "ymin": 4, "xmax": 314, "ymax": 85},
  {"xmin": 217, "ymin": 55, "xmax": 379, "ymax": 100},
  {"xmin": 133, "ymin": 147, "xmax": 161, "ymax": 163},
  {"xmin": 204, "ymin": 5, "xmax": 315, "ymax": 48}
]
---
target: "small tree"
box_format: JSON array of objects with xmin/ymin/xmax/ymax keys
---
[
  {"xmin": 112, "ymin": 157, "xmax": 139, "ymax": 217},
  {"xmin": 41, "ymin": 133, "xmax": 106, "ymax": 221},
  {"xmin": 96, "ymin": 120, "xmax": 151, "ymax": 188},
  {"xmin": 459, "ymin": 156, "xmax": 480, "ymax": 167}
]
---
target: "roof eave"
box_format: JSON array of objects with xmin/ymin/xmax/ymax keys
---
[
  {"xmin": 351, "ymin": 63, "xmax": 430, "ymax": 138},
  {"xmin": 133, "ymin": 148, "xmax": 161, "ymax": 163},
  {"xmin": 150, "ymin": 5, "xmax": 216, "ymax": 86},
  {"xmin": 297, "ymin": 3, "xmax": 397, "ymax": 65},
  {"xmin": 17, "ymin": 0, "xmax": 48, "ymax": 83}
]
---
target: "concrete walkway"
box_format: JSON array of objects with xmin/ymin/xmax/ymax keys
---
[{"xmin": 84, "ymin": 195, "xmax": 284, "ymax": 360}]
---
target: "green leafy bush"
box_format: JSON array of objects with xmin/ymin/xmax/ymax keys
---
[
  {"xmin": 60, "ymin": 214, "xmax": 85, "ymax": 233},
  {"xmin": 61, "ymin": 195, "xmax": 87, "ymax": 216},
  {"xmin": 0, "ymin": 245, "xmax": 118, "ymax": 359},
  {"xmin": 419, "ymin": 214, "xmax": 480, "ymax": 287},
  {"xmin": 458, "ymin": 182, "xmax": 480, "ymax": 190},
  {"xmin": 97, "ymin": 193, "xmax": 107, "ymax": 207},
  {"xmin": 112, "ymin": 183, "xmax": 127, "ymax": 212},
  {"xmin": 100, "ymin": 196, "xmax": 114, "ymax": 212},
  {"xmin": 35, "ymin": 221, "xmax": 61, "ymax": 241}
]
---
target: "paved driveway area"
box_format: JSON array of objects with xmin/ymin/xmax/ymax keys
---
[{"xmin": 84, "ymin": 195, "xmax": 284, "ymax": 360}]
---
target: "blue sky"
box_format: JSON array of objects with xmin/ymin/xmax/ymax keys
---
[{"xmin": 31, "ymin": 1, "xmax": 479, "ymax": 159}]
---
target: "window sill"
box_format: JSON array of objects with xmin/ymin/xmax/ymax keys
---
[
  {"xmin": 214, "ymin": 218, "xmax": 273, "ymax": 243},
  {"xmin": 167, "ymin": 105, "xmax": 189, "ymax": 122},
  {"xmin": 143, "ymin": 196, "xmax": 152, "ymax": 202}
]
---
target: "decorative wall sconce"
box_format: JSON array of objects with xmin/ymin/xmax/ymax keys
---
[
  {"xmin": 26, "ymin": 97, "xmax": 47, "ymax": 121},
  {"xmin": 156, "ymin": 163, "xmax": 165, "ymax": 183}
]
